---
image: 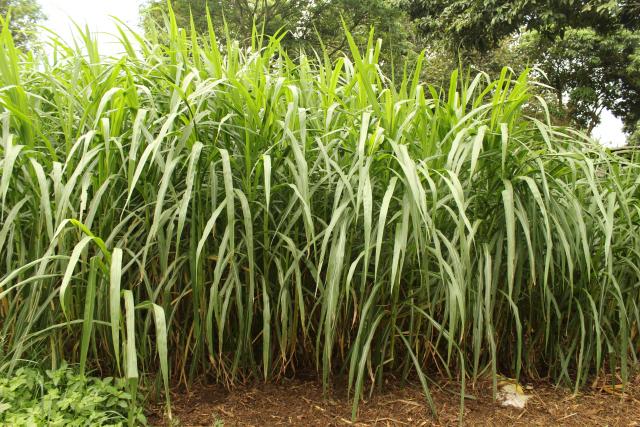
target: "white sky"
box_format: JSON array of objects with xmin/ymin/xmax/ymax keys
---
[
  {"xmin": 40, "ymin": 0, "xmax": 142, "ymax": 55},
  {"xmin": 38, "ymin": 0, "xmax": 629, "ymax": 146},
  {"xmin": 592, "ymin": 109, "xmax": 627, "ymax": 147}
]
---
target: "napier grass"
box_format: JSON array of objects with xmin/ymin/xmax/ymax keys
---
[{"xmin": 1, "ymin": 10, "xmax": 640, "ymax": 421}]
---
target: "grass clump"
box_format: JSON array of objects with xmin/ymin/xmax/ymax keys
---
[{"xmin": 1, "ymin": 10, "xmax": 639, "ymax": 420}]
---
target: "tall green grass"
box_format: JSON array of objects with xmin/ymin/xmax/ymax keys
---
[{"xmin": 1, "ymin": 11, "xmax": 639, "ymax": 420}]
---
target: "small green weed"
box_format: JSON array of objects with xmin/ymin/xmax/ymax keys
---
[{"xmin": 0, "ymin": 363, "xmax": 146, "ymax": 426}]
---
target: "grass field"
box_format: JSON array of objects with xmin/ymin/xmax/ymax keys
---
[{"xmin": 1, "ymin": 11, "xmax": 639, "ymax": 422}]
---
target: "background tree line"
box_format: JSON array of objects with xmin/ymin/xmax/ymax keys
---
[{"xmin": 2, "ymin": 0, "xmax": 639, "ymax": 141}]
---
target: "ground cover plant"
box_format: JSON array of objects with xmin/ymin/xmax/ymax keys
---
[
  {"xmin": 0, "ymin": 363, "xmax": 144, "ymax": 426},
  {"xmin": 1, "ymin": 10, "xmax": 640, "ymax": 422}
]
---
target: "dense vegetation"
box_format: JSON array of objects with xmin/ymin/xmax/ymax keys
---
[
  {"xmin": 0, "ymin": 364, "xmax": 144, "ymax": 426},
  {"xmin": 1, "ymin": 11, "xmax": 640, "ymax": 422},
  {"xmin": 142, "ymin": 0, "xmax": 640, "ymax": 138}
]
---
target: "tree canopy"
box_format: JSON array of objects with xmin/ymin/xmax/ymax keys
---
[
  {"xmin": 402, "ymin": 0, "xmax": 640, "ymax": 133},
  {"xmin": 522, "ymin": 27, "xmax": 640, "ymax": 132},
  {"xmin": 0, "ymin": 0, "xmax": 44, "ymax": 50},
  {"xmin": 141, "ymin": 0, "xmax": 416, "ymax": 65},
  {"xmin": 403, "ymin": 0, "xmax": 633, "ymax": 50}
]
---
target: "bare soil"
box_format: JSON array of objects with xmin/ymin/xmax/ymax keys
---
[{"xmin": 148, "ymin": 374, "xmax": 640, "ymax": 426}]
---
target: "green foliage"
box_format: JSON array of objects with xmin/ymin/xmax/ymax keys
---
[
  {"xmin": 518, "ymin": 27, "xmax": 640, "ymax": 132},
  {"xmin": 404, "ymin": 0, "xmax": 628, "ymax": 50},
  {"xmin": 0, "ymin": 364, "xmax": 145, "ymax": 426},
  {"xmin": 421, "ymin": 34, "xmax": 534, "ymax": 89},
  {"xmin": 140, "ymin": 0, "xmax": 417, "ymax": 66},
  {"xmin": 1, "ymin": 14, "xmax": 640, "ymax": 421},
  {"xmin": 629, "ymin": 122, "xmax": 640, "ymax": 145},
  {"xmin": 403, "ymin": 0, "xmax": 640, "ymax": 135},
  {"xmin": 0, "ymin": 0, "xmax": 44, "ymax": 50}
]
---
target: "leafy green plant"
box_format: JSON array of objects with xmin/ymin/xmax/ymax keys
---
[
  {"xmin": 0, "ymin": 8, "xmax": 639, "ymax": 423},
  {"xmin": 0, "ymin": 363, "xmax": 145, "ymax": 426}
]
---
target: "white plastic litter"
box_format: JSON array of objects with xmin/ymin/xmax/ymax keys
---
[{"xmin": 497, "ymin": 383, "xmax": 531, "ymax": 409}]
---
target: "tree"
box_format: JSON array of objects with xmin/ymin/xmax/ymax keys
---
[
  {"xmin": 403, "ymin": 0, "xmax": 629, "ymax": 50},
  {"xmin": 0, "ymin": 0, "xmax": 44, "ymax": 50},
  {"xmin": 630, "ymin": 122, "xmax": 640, "ymax": 145},
  {"xmin": 403, "ymin": 0, "xmax": 640, "ymax": 133},
  {"xmin": 419, "ymin": 34, "xmax": 533, "ymax": 89},
  {"xmin": 520, "ymin": 27, "xmax": 640, "ymax": 132},
  {"xmin": 287, "ymin": 0, "xmax": 414, "ymax": 60},
  {"xmin": 141, "ymin": 0, "xmax": 296, "ymax": 44},
  {"xmin": 140, "ymin": 0, "xmax": 416, "ymax": 64}
]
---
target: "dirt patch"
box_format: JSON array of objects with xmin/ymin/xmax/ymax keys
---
[{"xmin": 148, "ymin": 375, "xmax": 640, "ymax": 426}]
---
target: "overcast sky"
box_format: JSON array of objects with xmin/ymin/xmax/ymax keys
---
[
  {"xmin": 39, "ymin": 0, "xmax": 628, "ymax": 146},
  {"xmin": 40, "ymin": 0, "xmax": 141, "ymax": 55},
  {"xmin": 593, "ymin": 109, "xmax": 627, "ymax": 147}
]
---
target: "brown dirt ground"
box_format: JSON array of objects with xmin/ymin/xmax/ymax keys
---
[{"xmin": 148, "ymin": 374, "xmax": 640, "ymax": 426}]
